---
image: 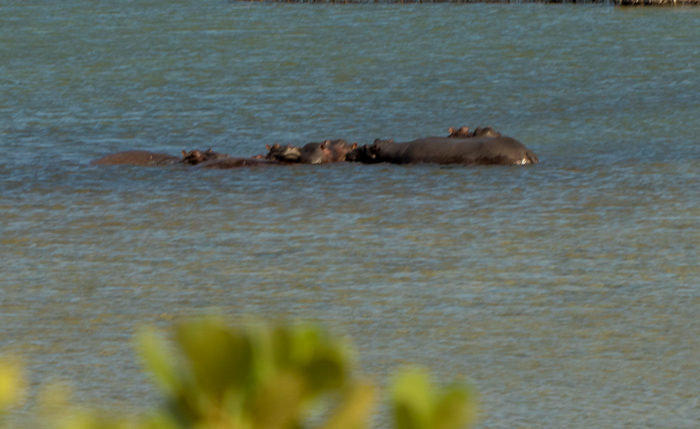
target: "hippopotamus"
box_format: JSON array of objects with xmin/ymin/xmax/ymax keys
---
[
  {"xmin": 178, "ymin": 147, "xmax": 289, "ymax": 169},
  {"xmin": 471, "ymin": 126, "xmax": 502, "ymax": 138},
  {"xmin": 448, "ymin": 126, "xmax": 471, "ymax": 138},
  {"xmin": 264, "ymin": 140, "xmax": 357, "ymax": 164},
  {"xmin": 345, "ymin": 140, "xmax": 391, "ymax": 164},
  {"xmin": 265, "ymin": 143, "xmax": 302, "ymax": 162},
  {"xmin": 90, "ymin": 150, "xmax": 180, "ymax": 166},
  {"xmin": 326, "ymin": 139, "xmax": 359, "ymax": 162},
  {"xmin": 346, "ymin": 136, "xmax": 538, "ymax": 165},
  {"xmin": 448, "ymin": 126, "xmax": 501, "ymax": 138},
  {"xmin": 298, "ymin": 141, "xmax": 334, "ymax": 164},
  {"xmin": 180, "ymin": 148, "xmax": 230, "ymax": 165},
  {"xmin": 194, "ymin": 157, "xmax": 284, "ymax": 169}
]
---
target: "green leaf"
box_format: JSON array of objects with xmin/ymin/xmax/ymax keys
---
[
  {"xmin": 320, "ymin": 382, "xmax": 375, "ymax": 429},
  {"xmin": 431, "ymin": 385, "xmax": 478, "ymax": 429},
  {"xmin": 174, "ymin": 317, "xmax": 255, "ymax": 402},
  {"xmin": 136, "ymin": 327, "xmax": 182, "ymax": 396},
  {"xmin": 391, "ymin": 367, "xmax": 434, "ymax": 429},
  {"xmin": 249, "ymin": 371, "xmax": 305, "ymax": 429},
  {"xmin": 304, "ymin": 355, "xmax": 346, "ymax": 393}
]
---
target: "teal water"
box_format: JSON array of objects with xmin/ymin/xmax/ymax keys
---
[{"xmin": 1, "ymin": 2, "xmax": 699, "ymax": 427}]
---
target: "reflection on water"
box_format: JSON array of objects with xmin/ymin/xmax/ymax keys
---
[{"xmin": 1, "ymin": 1, "xmax": 699, "ymax": 427}]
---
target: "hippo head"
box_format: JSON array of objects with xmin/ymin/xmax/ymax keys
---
[
  {"xmin": 448, "ymin": 126, "xmax": 470, "ymax": 138},
  {"xmin": 346, "ymin": 139, "xmax": 394, "ymax": 163},
  {"xmin": 370, "ymin": 138, "xmax": 395, "ymax": 156},
  {"xmin": 299, "ymin": 140, "xmax": 334, "ymax": 164},
  {"xmin": 180, "ymin": 148, "xmax": 229, "ymax": 165},
  {"xmin": 345, "ymin": 144, "xmax": 376, "ymax": 163},
  {"xmin": 472, "ymin": 126, "xmax": 502, "ymax": 138},
  {"xmin": 327, "ymin": 139, "xmax": 359, "ymax": 162},
  {"xmin": 265, "ymin": 143, "xmax": 302, "ymax": 162}
]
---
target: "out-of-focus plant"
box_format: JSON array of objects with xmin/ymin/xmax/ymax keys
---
[
  {"xmin": 137, "ymin": 317, "xmax": 376, "ymax": 429},
  {"xmin": 0, "ymin": 357, "xmax": 26, "ymax": 419},
  {"xmin": 391, "ymin": 368, "xmax": 477, "ymax": 429},
  {"xmin": 0, "ymin": 318, "xmax": 477, "ymax": 429},
  {"xmin": 37, "ymin": 382, "xmax": 137, "ymax": 429}
]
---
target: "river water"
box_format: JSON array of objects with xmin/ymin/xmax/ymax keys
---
[{"xmin": 1, "ymin": 1, "xmax": 699, "ymax": 427}]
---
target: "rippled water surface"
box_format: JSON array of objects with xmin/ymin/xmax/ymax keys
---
[{"xmin": 1, "ymin": 1, "xmax": 699, "ymax": 427}]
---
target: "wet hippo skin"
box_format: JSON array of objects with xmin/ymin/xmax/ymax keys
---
[
  {"xmin": 90, "ymin": 150, "xmax": 180, "ymax": 166},
  {"xmin": 348, "ymin": 136, "xmax": 538, "ymax": 166},
  {"xmin": 195, "ymin": 157, "xmax": 286, "ymax": 169}
]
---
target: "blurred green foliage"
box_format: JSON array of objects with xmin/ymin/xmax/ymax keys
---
[
  {"xmin": 0, "ymin": 317, "xmax": 477, "ymax": 429},
  {"xmin": 0, "ymin": 358, "xmax": 26, "ymax": 417}
]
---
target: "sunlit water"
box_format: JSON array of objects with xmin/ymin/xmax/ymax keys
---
[{"xmin": 1, "ymin": 1, "xmax": 699, "ymax": 427}]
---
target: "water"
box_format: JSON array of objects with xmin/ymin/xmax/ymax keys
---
[{"xmin": 1, "ymin": 1, "xmax": 699, "ymax": 427}]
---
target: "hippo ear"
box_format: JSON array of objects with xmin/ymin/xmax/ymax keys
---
[
  {"xmin": 206, "ymin": 148, "xmax": 213, "ymax": 153},
  {"xmin": 273, "ymin": 143, "xmax": 280, "ymax": 149},
  {"xmin": 265, "ymin": 144, "xmax": 271, "ymax": 150},
  {"xmin": 448, "ymin": 127, "xmax": 455, "ymax": 135},
  {"xmin": 181, "ymin": 150, "xmax": 187, "ymax": 157},
  {"xmin": 321, "ymin": 140, "xmax": 331, "ymax": 149},
  {"xmin": 351, "ymin": 142, "xmax": 358, "ymax": 149}
]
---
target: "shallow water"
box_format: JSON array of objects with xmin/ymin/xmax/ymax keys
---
[{"xmin": 1, "ymin": 1, "xmax": 699, "ymax": 427}]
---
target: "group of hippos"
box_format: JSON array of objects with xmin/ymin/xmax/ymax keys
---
[{"xmin": 90, "ymin": 125, "xmax": 539, "ymax": 169}]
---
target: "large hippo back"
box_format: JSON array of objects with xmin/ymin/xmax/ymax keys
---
[{"xmin": 380, "ymin": 137, "xmax": 538, "ymax": 165}]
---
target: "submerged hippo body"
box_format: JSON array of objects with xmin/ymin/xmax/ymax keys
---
[
  {"xmin": 195, "ymin": 157, "xmax": 284, "ymax": 169},
  {"xmin": 265, "ymin": 140, "xmax": 357, "ymax": 164},
  {"xmin": 265, "ymin": 144, "xmax": 302, "ymax": 162},
  {"xmin": 90, "ymin": 150, "xmax": 180, "ymax": 166},
  {"xmin": 180, "ymin": 148, "xmax": 229, "ymax": 165},
  {"xmin": 349, "ymin": 136, "xmax": 538, "ymax": 166}
]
